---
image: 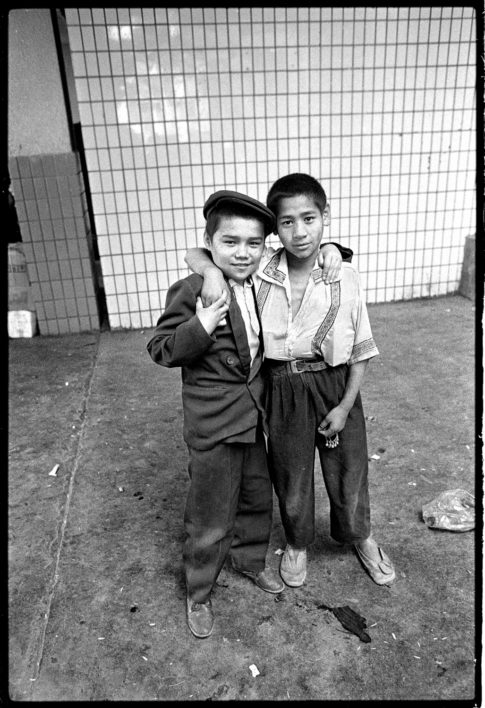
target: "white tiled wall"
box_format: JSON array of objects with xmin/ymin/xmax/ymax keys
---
[{"xmin": 65, "ymin": 7, "xmax": 476, "ymax": 329}]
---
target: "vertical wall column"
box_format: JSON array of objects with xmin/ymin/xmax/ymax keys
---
[{"xmin": 8, "ymin": 9, "xmax": 100, "ymax": 334}]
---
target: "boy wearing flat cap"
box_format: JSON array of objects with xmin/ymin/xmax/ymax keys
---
[{"xmin": 147, "ymin": 191, "xmax": 284, "ymax": 639}]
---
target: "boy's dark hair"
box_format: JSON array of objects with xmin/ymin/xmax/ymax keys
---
[
  {"xmin": 205, "ymin": 203, "xmax": 265, "ymax": 240},
  {"xmin": 266, "ymin": 173, "xmax": 327, "ymax": 217}
]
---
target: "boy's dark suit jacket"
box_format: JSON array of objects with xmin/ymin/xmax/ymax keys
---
[{"xmin": 147, "ymin": 273, "xmax": 267, "ymax": 451}]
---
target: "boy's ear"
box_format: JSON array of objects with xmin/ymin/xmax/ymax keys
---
[
  {"xmin": 203, "ymin": 229, "xmax": 211, "ymax": 248},
  {"xmin": 323, "ymin": 204, "xmax": 330, "ymax": 226}
]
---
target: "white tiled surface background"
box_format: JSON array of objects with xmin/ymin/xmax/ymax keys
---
[{"xmin": 65, "ymin": 7, "xmax": 476, "ymax": 329}]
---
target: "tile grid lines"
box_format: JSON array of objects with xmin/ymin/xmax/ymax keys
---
[
  {"xmin": 253, "ymin": 6, "xmax": 266, "ymax": 192},
  {"xmin": 433, "ymin": 6, "xmax": 454, "ymax": 296},
  {"xmin": 64, "ymin": 9, "xmax": 476, "ymax": 319},
  {"xmin": 110, "ymin": 4, "xmax": 134, "ymax": 325},
  {"xmin": 86, "ymin": 6, "xmax": 127, "ymax": 327},
  {"xmin": 114, "ymin": 5, "xmax": 152, "ymax": 327},
  {"xmin": 372, "ymin": 6, "xmax": 385, "ymax": 298},
  {"xmin": 169, "ymin": 7, "xmax": 192, "ymax": 296},
  {"xmin": 356, "ymin": 7, "xmax": 365, "ymax": 281},
  {"xmin": 237, "ymin": 8, "xmax": 250, "ymax": 189},
  {"xmin": 368, "ymin": 5, "xmax": 380, "ymax": 288},
  {"xmin": 149, "ymin": 5, "xmax": 171, "ymax": 316},
  {"xmin": 211, "ymin": 5, "xmax": 229, "ymax": 192},
  {"xmin": 381, "ymin": 7, "xmax": 394, "ymax": 300},
  {"xmin": 177, "ymin": 6, "xmax": 201, "ymax": 275},
  {"xmin": 328, "ymin": 6, "xmax": 334, "ymax": 243},
  {"xmin": 336, "ymin": 5, "xmax": 344, "ymax": 246},
  {"xmin": 137, "ymin": 7, "xmax": 164, "ymax": 322},
  {"xmin": 259, "ymin": 5, "xmax": 269, "ymax": 195},
  {"xmin": 398, "ymin": 6, "xmax": 414, "ymax": 299},
  {"xmin": 413, "ymin": 6, "xmax": 433, "ymax": 298},
  {"xmin": 126, "ymin": 7, "xmax": 152, "ymax": 325},
  {"xmin": 444, "ymin": 6, "xmax": 475, "ymax": 289}
]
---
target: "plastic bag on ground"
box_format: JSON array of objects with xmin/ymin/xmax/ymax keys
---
[{"xmin": 422, "ymin": 489, "xmax": 475, "ymax": 532}]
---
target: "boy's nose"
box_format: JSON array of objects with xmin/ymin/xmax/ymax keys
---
[{"xmin": 235, "ymin": 244, "xmax": 249, "ymax": 258}]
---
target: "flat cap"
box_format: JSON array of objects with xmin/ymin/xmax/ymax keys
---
[{"xmin": 203, "ymin": 190, "xmax": 275, "ymax": 235}]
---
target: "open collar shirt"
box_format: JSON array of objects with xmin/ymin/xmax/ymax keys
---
[{"xmin": 253, "ymin": 247, "xmax": 379, "ymax": 366}]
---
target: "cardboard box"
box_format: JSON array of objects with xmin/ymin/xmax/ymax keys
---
[{"xmin": 8, "ymin": 310, "xmax": 37, "ymax": 338}]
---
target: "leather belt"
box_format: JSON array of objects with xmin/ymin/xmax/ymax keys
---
[{"xmin": 265, "ymin": 358, "xmax": 328, "ymax": 374}]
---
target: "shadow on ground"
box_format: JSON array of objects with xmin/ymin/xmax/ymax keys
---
[{"xmin": 8, "ymin": 294, "xmax": 479, "ymax": 702}]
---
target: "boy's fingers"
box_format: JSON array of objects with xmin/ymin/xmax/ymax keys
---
[{"xmin": 211, "ymin": 293, "xmax": 228, "ymax": 308}]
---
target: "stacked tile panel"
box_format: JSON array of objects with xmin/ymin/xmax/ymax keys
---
[{"xmin": 9, "ymin": 152, "xmax": 100, "ymax": 335}]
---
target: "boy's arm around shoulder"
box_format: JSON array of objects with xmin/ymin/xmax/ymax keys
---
[
  {"xmin": 317, "ymin": 242, "xmax": 353, "ymax": 283},
  {"xmin": 185, "ymin": 247, "xmax": 232, "ymax": 306},
  {"xmin": 146, "ymin": 276, "xmax": 216, "ymax": 367}
]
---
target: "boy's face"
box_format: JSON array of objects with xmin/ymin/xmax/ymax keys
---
[
  {"xmin": 275, "ymin": 194, "xmax": 328, "ymax": 262},
  {"xmin": 203, "ymin": 214, "xmax": 265, "ymax": 284}
]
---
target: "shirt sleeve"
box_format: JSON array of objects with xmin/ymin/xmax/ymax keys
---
[{"xmin": 348, "ymin": 272, "xmax": 379, "ymax": 364}]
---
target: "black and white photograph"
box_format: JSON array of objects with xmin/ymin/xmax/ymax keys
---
[{"xmin": 7, "ymin": 5, "xmax": 480, "ymax": 702}]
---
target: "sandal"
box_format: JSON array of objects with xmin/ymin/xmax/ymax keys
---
[{"xmin": 354, "ymin": 544, "xmax": 396, "ymax": 586}]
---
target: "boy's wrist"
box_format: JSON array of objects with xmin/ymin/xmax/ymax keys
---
[
  {"xmin": 204, "ymin": 264, "xmax": 224, "ymax": 279},
  {"xmin": 337, "ymin": 400, "xmax": 353, "ymax": 414}
]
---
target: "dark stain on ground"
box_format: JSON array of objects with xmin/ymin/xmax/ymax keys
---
[
  {"xmin": 257, "ymin": 615, "xmax": 274, "ymax": 625},
  {"xmin": 317, "ymin": 603, "xmax": 371, "ymax": 643},
  {"xmin": 207, "ymin": 684, "xmax": 229, "ymax": 700}
]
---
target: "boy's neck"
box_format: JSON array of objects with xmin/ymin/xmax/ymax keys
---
[
  {"xmin": 285, "ymin": 248, "xmax": 318, "ymax": 275},
  {"xmin": 227, "ymin": 275, "xmax": 251, "ymax": 287}
]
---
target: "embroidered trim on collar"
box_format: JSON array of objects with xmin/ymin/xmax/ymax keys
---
[{"xmin": 262, "ymin": 251, "xmax": 286, "ymax": 283}]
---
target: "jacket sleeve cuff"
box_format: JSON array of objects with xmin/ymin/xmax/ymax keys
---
[{"xmin": 325, "ymin": 242, "xmax": 353, "ymax": 262}]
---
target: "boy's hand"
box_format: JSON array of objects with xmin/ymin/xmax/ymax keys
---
[
  {"xmin": 200, "ymin": 267, "xmax": 232, "ymax": 307},
  {"xmin": 318, "ymin": 243, "xmax": 342, "ymax": 283},
  {"xmin": 317, "ymin": 405, "xmax": 349, "ymax": 437},
  {"xmin": 196, "ymin": 294, "xmax": 229, "ymax": 335}
]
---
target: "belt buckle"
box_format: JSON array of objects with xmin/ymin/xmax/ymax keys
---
[{"xmin": 289, "ymin": 360, "xmax": 300, "ymax": 373}]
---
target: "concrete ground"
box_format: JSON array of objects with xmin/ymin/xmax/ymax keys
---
[{"xmin": 8, "ymin": 294, "xmax": 479, "ymax": 702}]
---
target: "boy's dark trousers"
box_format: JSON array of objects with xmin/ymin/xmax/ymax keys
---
[
  {"xmin": 265, "ymin": 362, "xmax": 371, "ymax": 549},
  {"xmin": 183, "ymin": 426, "xmax": 272, "ymax": 603}
]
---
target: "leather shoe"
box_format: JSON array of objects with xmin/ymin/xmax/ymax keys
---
[
  {"xmin": 235, "ymin": 567, "xmax": 285, "ymax": 594},
  {"xmin": 186, "ymin": 596, "xmax": 214, "ymax": 638},
  {"xmin": 354, "ymin": 544, "xmax": 396, "ymax": 586},
  {"xmin": 280, "ymin": 545, "xmax": 307, "ymax": 587}
]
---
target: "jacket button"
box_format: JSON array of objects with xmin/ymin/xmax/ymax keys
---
[{"xmin": 226, "ymin": 355, "xmax": 236, "ymax": 365}]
